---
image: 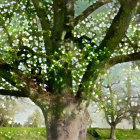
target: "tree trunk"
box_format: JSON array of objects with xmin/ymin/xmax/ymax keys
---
[
  {"xmin": 43, "ymin": 103, "xmax": 88, "ymax": 140},
  {"xmin": 110, "ymin": 125, "xmax": 116, "ymax": 140},
  {"xmin": 44, "ymin": 109, "xmax": 88, "ymax": 140},
  {"xmin": 30, "ymin": 92, "xmax": 89, "ymax": 140},
  {"xmin": 132, "ymin": 116, "xmax": 136, "ymax": 130}
]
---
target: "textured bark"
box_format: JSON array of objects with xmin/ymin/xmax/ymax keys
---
[
  {"xmin": 44, "ymin": 107, "xmax": 88, "ymax": 140},
  {"xmin": 29, "ymin": 90, "xmax": 89, "ymax": 140},
  {"xmin": 107, "ymin": 52, "xmax": 140, "ymax": 68},
  {"xmin": 110, "ymin": 125, "xmax": 116, "ymax": 140}
]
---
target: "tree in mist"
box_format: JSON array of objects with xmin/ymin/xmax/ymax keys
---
[
  {"xmin": 94, "ymin": 63, "xmax": 140, "ymax": 139},
  {"xmin": 0, "ymin": 0, "xmax": 139, "ymax": 139},
  {"xmin": 0, "ymin": 96, "xmax": 19, "ymax": 126}
]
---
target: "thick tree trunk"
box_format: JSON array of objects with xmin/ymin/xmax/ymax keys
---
[
  {"xmin": 44, "ymin": 108, "xmax": 88, "ymax": 140},
  {"xmin": 132, "ymin": 116, "xmax": 136, "ymax": 130},
  {"xmin": 110, "ymin": 125, "xmax": 116, "ymax": 140},
  {"xmin": 42, "ymin": 103, "xmax": 89, "ymax": 140},
  {"xmin": 30, "ymin": 91, "xmax": 89, "ymax": 140}
]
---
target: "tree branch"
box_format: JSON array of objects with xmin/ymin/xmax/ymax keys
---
[
  {"xmin": 31, "ymin": 0, "xmax": 52, "ymax": 55},
  {"xmin": 104, "ymin": 109, "xmax": 111, "ymax": 125},
  {"xmin": 0, "ymin": 58, "xmax": 46, "ymax": 96},
  {"xmin": 115, "ymin": 110, "xmax": 129, "ymax": 124},
  {"xmin": 0, "ymin": 60, "xmax": 28, "ymax": 90},
  {"xmin": 0, "ymin": 14, "xmax": 13, "ymax": 46},
  {"xmin": 125, "ymin": 35, "xmax": 139, "ymax": 52},
  {"xmin": 98, "ymin": 0, "xmax": 138, "ymax": 53},
  {"xmin": 0, "ymin": 63, "xmax": 16, "ymax": 87},
  {"xmin": 0, "ymin": 89, "xmax": 28, "ymax": 97},
  {"xmin": 74, "ymin": 0, "xmax": 112, "ymax": 26},
  {"xmin": 107, "ymin": 52, "xmax": 140, "ymax": 67},
  {"xmin": 77, "ymin": 0, "xmax": 138, "ymax": 97}
]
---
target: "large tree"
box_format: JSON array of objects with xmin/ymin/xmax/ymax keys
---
[{"xmin": 0, "ymin": 0, "xmax": 139, "ymax": 139}]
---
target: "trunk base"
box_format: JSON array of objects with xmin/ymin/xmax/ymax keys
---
[
  {"xmin": 46, "ymin": 109, "xmax": 88, "ymax": 140},
  {"xmin": 31, "ymin": 91, "xmax": 89, "ymax": 140},
  {"xmin": 110, "ymin": 125, "xmax": 116, "ymax": 140}
]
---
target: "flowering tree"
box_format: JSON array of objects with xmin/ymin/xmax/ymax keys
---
[
  {"xmin": 0, "ymin": 0, "xmax": 139, "ymax": 139},
  {"xmin": 0, "ymin": 96, "xmax": 19, "ymax": 126},
  {"xmin": 127, "ymin": 64, "xmax": 140, "ymax": 130},
  {"xmin": 94, "ymin": 75, "xmax": 129, "ymax": 139},
  {"xmin": 94, "ymin": 63, "xmax": 140, "ymax": 139},
  {"xmin": 129, "ymin": 105, "xmax": 140, "ymax": 130}
]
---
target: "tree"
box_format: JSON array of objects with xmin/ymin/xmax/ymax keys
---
[
  {"xmin": 94, "ymin": 63, "xmax": 140, "ymax": 139},
  {"xmin": 0, "ymin": 96, "xmax": 19, "ymax": 126},
  {"xmin": 127, "ymin": 63, "xmax": 140, "ymax": 130},
  {"xmin": 11, "ymin": 122, "xmax": 22, "ymax": 127},
  {"xmin": 0, "ymin": 0, "xmax": 139, "ymax": 139},
  {"xmin": 129, "ymin": 105, "xmax": 140, "ymax": 130},
  {"xmin": 24, "ymin": 109, "xmax": 44, "ymax": 127},
  {"xmin": 94, "ymin": 74, "xmax": 130, "ymax": 140}
]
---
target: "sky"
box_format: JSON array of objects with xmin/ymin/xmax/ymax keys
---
[{"xmin": 14, "ymin": 98, "xmax": 44, "ymax": 125}]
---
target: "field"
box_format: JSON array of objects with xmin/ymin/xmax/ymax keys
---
[
  {"xmin": 0, "ymin": 127, "xmax": 46, "ymax": 140},
  {"xmin": 87, "ymin": 128, "xmax": 140, "ymax": 140},
  {"xmin": 0, "ymin": 127, "xmax": 140, "ymax": 140}
]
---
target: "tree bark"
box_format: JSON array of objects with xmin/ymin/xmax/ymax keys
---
[
  {"xmin": 30, "ymin": 91, "xmax": 89, "ymax": 140},
  {"xmin": 43, "ymin": 103, "xmax": 88, "ymax": 140},
  {"xmin": 44, "ymin": 108, "xmax": 88, "ymax": 140},
  {"xmin": 110, "ymin": 125, "xmax": 116, "ymax": 140},
  {"xmin": 132, "ymin": 116, "xmax": 137, "ymax": 130}
]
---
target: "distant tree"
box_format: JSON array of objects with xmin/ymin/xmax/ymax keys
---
[
  {"xmin": 94, "ymin": 73, "xmax": 129, "ymax": 139},
  {"xmin": 24, "ymin": 109, "xmax": 44, "ymax": 127},
  {"xmin": 129, "ymin": 105, "xmax": 140, "ymax": 130},
  {"xmin": 0, "ymin": 96, "xmax": 19, "ymax": 126},
  {"xmin": 127, "ymin": 64, "xmax": 140, "ymax": 130},
  {"xmin": 95, "ymin": 63, "xmax": 140, "ymax": 139},
  {"xmin": 10, "ymin": 122, "xmax": 22, "ymax": 127},
  {"xmin": 0, "ymin": 0, "xmax": 139, "ymax": 139}
]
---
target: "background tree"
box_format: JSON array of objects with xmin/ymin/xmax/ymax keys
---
[
  {"xmin": 129, "ymin": 105, "xmax": 140, "ymax": 130},
  {"xmin": 94, "ymin": 76, "xmax": 129, "ymax": 139},
  {"xmin": 0, "ymin": 0, "xmax": 139, "ymax": 139},
  {"xmin": 127, "ymin": 63, "xmax": 140, "ymax": 130},
  {"xmin": 94, "ymin": 63, "xmax": 140, "ymax": 139},
  {"xmin": 0, "ymin": 96, "xmax": 19, "ymax": 126},
  {"xmin": 24, "ymin": 109, "xmax": 44, "ymax": 127}
]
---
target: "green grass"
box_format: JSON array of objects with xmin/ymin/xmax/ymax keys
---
[
  {"xmin": 0, "ymin": 127, "xmax": 140, "ymax": 140},
  {"xmin": 87, "ymin": 128, "xmax": 140, "ymax": 140},
  {"xmin": 0, "ymin": 127, "xmax": 46, "ymax": 140}
]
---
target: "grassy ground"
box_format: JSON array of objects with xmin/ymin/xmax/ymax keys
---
[
  {"xmin": 87, "ymin": 128, "xmax": 140, "ymax": 140},
  {"xmin": 0, "ymin": 127, "xmax": 140, "ymax": 140},
  {"xmin": 0, "ymin": 127, "xmax": 46, "ymax": 140}
]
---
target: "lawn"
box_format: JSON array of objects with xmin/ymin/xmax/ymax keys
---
[
  {"xmin": 0, "ymin": 127, "xmax": 46, "ymax": 140},
  {"xmin": 87, "ymin": 128, "xmax": 140, "ymax": 140},
  {"xmin": 0, "ymin": 127, "xmax": 140, "ymax": 140}
]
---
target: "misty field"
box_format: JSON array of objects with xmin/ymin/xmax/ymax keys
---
[{"xmin": 0, "ymin": 127, "xmax": 140, "ymax": 140}]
